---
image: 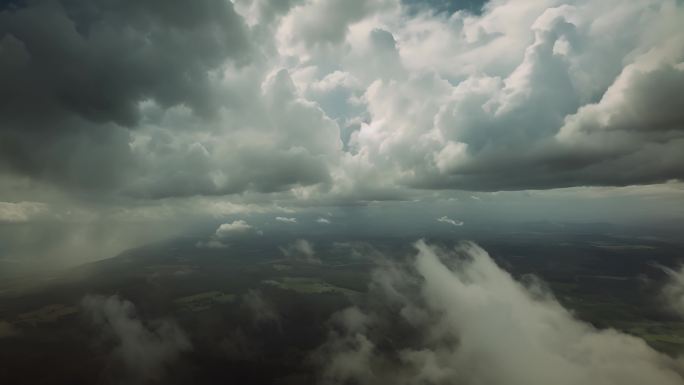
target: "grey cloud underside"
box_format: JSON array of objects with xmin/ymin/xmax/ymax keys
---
[
  {"xmin": 0, "ymin": 0, "xmax": 683, "ymax": 201},
  {"xmin": 0, "ymin": 0, "xmax": 251, "ymax": 192},
  {"xmin": 412, "ymin": 58, "xmax": 684, "ymax": 191},
  {"xmin": 402, "ymin": 0, "xmax": 489, "ymax": 15},
  {"xmin": 1, "ymin": 0, "xmax": 248, "ymax": 125},
  {"xmin": 0, "ymin": 0, "xmax": 335, "ymax": 197}
]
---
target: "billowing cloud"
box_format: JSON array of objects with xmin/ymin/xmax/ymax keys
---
[
  {"xmin": 2, "ymin": 0, "xmax": 682, "ymax": 203},
  {"xmin": 82, "ymin": 295, "xmax": 191, "ymax": 382},
  {"xmin": 278, "ymin": 0, "xmax": 392, "ymax": 52},
  {"xmin": 316, "ymin": 241, "xmax": 684, "ymax": 385},
  {"xmin": 0, "ymin": 0, "xmax": 342, "ymax": 199},
  {"xmin": 346, "ymin": 0, "xmax": 684, "ymax": 192},
  {"xmin": 437, "ymin": 216, "xmax": 464, "ymax": 226}
]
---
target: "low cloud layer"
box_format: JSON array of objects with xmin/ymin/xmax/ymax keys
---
[
  {"xmin": 316, "ymin": 241, "xmax": 684, "ymax": 385},
  {"xmin": 82, "ymin": 295, "xmax": 191, "ymax": 382}
]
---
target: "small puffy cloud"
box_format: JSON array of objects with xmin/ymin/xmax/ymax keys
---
[
  {"xmin": 317, "ymin": 241, "xmax": 684, "ymax": 385},
  {"xmin": 280, "ymin": 239, "xmax": 320, "ymax": 264},
  {"xmin": 276, "ymin": 216, "xmax": 297, "ymax": 223},
  {"xmin": 436, "ymin": 216, "xmax": 464, "ymax": 227},
  {"xmin": 197, "ymin": 220, "xmax": 256, "ymax": 248},
  {"xmin": 82, "ymin": 295, "xmax": 191, "ymax": 382},
  {"xmin": 215, "ymin": 220, "xmax": 253, "ymax": 238},
  {"xmin": 317, "ymin": 217, "xmax": 332, "ymax": 224}
]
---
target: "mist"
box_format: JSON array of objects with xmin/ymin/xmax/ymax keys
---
[{"xmin": 317, "ymin": 241, "xmax": 684, "ymax": 385}]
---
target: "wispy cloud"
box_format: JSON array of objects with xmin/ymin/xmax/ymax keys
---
[
  {"xmin": 317, "ymin": 241, "xmax": 684, "ymax": 385},
  {"xmin": 661, "ymin": 265, "xmax": 684, "ymax": 317},
  {"xmin": 280, "ymin": 239, "xmax": 320, "ymax": 265},
  {"xmin": 437, "ymin": 216, "xmax": 464, "ymax": 227},
  {"xmin": 82, "ymin": 295, "xmax": 191, "ymax": 382}
]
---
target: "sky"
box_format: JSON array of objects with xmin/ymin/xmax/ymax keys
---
[{"xmin": 1, "ymin": 0, "xmax": 684, "ymax": 270}]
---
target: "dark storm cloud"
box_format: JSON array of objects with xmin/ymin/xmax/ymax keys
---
[
  {"xmin": 0, "ymin": 0, "xmax": 250, "ymax": 191},
  {"xmin": 0, "ymin": 0, "xmax": 249, "ymax": 125}
]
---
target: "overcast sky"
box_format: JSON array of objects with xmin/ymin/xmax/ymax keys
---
[{"xmin": 1, "ymin": 0, "xmax": 683, "ymax": 270}]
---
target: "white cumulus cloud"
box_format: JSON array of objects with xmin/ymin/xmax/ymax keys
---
[{"xmin": 215, "ymin": 220, "xmax": 254, "ymax": 238}]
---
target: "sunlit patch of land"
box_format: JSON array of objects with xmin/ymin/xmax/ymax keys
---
[
  {"xmin": 618, "ymin": 322, "xmax": 684, "ymax": 355},
  {"xmin": 17, "ymin": 304, "xmax": 78, "ymax": 325},
  {"xmin": 174, "ymin": 291, "xmax": 236, "ymax": 312},
  {"xmin": 591, "ymin": 242, "xmax": 657, "ymax": 251},
  {"xmin": 263, "ymin": 277, "xmax": 359, "ymax": 295},
  {"xmin": 145, "ymin": 264, "xmax": 197, "ymax": 277}
]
